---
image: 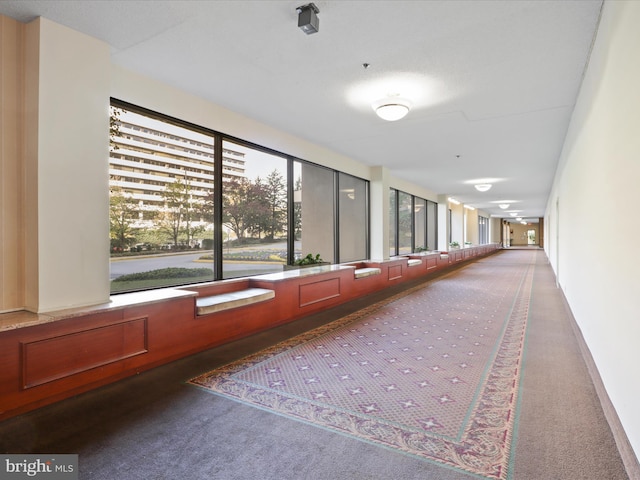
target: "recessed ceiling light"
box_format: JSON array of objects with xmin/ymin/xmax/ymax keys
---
[
  {"xmin": 499, "ymin": 204, "xmax": 510, "ymax": 209},
  {"xmin": 474, "ymin": 184, "xmax": 492, "ymax": 192},
  {"xmin": 510, "ymin": 212, "xmax": 518, "ymax": 216},
  {"xmin": 448, "ymin": 197, "xmax": 460, "ymax": 205}
]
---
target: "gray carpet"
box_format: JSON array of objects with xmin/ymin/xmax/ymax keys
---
[{"xmin": 0, "ymin": 250, "xmax": 631, "ymax": 479}]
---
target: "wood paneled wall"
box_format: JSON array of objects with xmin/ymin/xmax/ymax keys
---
[
  {"xmin": 0, "ymin": 246, "xmax": 499, "ymax": 420},
  {"xmin": 0, "ymin": 15, "xmax": 25, "ymax": 312}
]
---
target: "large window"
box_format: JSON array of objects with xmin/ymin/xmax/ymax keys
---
[
  {"xmin": 389, "ymin": 189, "xmax": 397, "ymax": 257},
  {"xmin": 222, "ymin": 140, "xmax": 288, "ymax": 279},
  {"xmin": 414, "ymin": 197, "xmax": 426, "ymax": 251},
  {"xmin": 479, "ymin": 216, "xmax": 489, "ymax": 245},
  {"xmin": 109, "ymin": 101, "xmax": 370, "ymax": 293},
  {"xmin": 389, "ymin": 189, "xmax": 438, "ymax": 256},
  {"xmin": 109, "ymin": 106, "xmax": 215, "ymax": 293},
  {"xmin": 426, "ymin": 200, "xmax": 438, "ymax": 251},
  {"xmin": 338, "ymin": 173, "xmax": 368, "ymax": 262},
  {"xmin": 293, "ymin": 161, "xmax": 335, "ymax": 263},
  {"xmin": 398, "ymin": 191, "xmax": 413, "ymax": 255}
]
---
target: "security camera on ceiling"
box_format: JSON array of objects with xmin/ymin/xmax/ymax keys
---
[{"xmin": 297, "ymin": 3, "xmax": 319, "ymax": 35}]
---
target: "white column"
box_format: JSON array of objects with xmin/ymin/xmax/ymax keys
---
[
  {"xmin": 437, "ymin": 194, "xmax": 449, "ymax": 250},
  {"xmin": 25, "ymin": 18, "xmax": 111, "ymax": 312},
  {"xmin": 369, "ymin": 166, "xmax": 390, "ymax": 261}
]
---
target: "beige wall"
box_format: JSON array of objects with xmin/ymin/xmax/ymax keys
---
[
  {"xmin": 545, "ymin": 0, "xmax": 640, "ymax": 458},
  {"xmin": 490, "ymin": 217, "xmax": 502, "ymax": 244},
  {"xmin": 508, "ymin": 222, "xmax": 538, "ymax": 246},
  {"xmin": 0, "ymin": 15, "xmax": 25, "ymax": 312},
  {"xmin": 0, "ymin": 14, "xmax": 113, "ymax": 312},
  {"xmin": 0, "ymin": 14, "xmax": 445, "ymax": 313},
  {"xmin": 449, "ymin": 200, "xmax": 464, "ymax": 245},
  {"xmin": 464, "ymin": 207, "xmax": 479, "ymax": 244}
]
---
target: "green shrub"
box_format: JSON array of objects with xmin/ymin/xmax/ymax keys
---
[
  {"xmin": 295, "ymin": 253, "xmax": 324, "ymax": 266},
  {"xmin": 112, "ymin": 267, "xmax": 213, "ymax": 282}
]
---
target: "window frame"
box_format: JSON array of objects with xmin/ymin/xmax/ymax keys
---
[{"xmin": 109, "ymin": 98, "xmax": 370, "ymax": 293}]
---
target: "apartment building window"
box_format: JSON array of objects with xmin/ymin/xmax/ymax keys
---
[{"xmin": 109, "ymin": 100, "xmax": 370, "ymax": 293}]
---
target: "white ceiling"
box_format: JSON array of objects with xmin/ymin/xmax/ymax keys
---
[{"xmin": 0, "ymin": 0, "xmax": 603, "ymax": 222}]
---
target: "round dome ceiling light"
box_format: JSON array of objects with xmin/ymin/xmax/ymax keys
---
[
  {"xmin": 499, "ymin": 204, "xmax": 510, "ymax": 209},
  {"xmin": 372, "ymin": 97, "xmax": 411, "ymax": 121},
  {"xmin": 474, "ymin": 183, "xmax": 492, "ymax": 192}
]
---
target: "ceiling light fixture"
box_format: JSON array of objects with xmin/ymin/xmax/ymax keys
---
[
  {"xmin": 510, "ymin": 212, "xmax": 518, "ymax": 216},
  {"xmin": 297, "ymin": 3, "xmax": 319, "ymax": 35},
  {"xmin": 372, "ymin": 97, "xmax": 411, "ymax": 121},
  {"xmin": 474, "ymin": 184, "xmax": 492, "ymax": 192},
  {"xmin": 448, "ymin": 197, "xmax": 460, "ymax": 205},
  {"xmin": 499, "ymin": 204, "xmax": 510, "ymax": 209}
]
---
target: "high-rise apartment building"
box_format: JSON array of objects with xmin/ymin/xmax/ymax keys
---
[{"xmin": 109, "ymin": 108, "xmax": 246, "ymax": 228}]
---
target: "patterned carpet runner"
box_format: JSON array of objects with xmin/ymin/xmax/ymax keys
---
[{"xmin": 189, "ymin": 250, "xmax": 536, "ymax": 479}]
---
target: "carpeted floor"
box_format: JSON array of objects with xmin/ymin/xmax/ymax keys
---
[
  {"xmin": 0, "ymin": 250, "xmax": 632, "ymax": 479},
  {"xmin": 189, "ymin": 250, "xmax": 537, "ymax": 479}
]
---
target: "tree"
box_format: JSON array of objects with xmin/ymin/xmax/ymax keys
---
[
  {"xmin": 158, "ymin": 175, "xmax": 204, "ymax": 247},
  {"xmin": 293, "ymin": 175, "xmax": 302, "ymax": 240},
  {"xmin": 263, "ymin": 169, "xmax": 287, "ymax": 240},
  {"xmin": 223, "ymin": 177, "xmax": 263, "ymax": 244},
  {"xmin": 109, "ymin": 185, "xmax": 139, "ymax": 251},
  {"xmin": 109, "ymin": 106, "xmax": 123, "ymax": 151}
]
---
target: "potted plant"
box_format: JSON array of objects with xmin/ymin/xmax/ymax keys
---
[
  {"xmin": 284, "ymin": 253, "xmax": 330, "ymax": 270},
  {"xmin": 449, "ymin": 241, "xmax": 460, "ymax": 249}
]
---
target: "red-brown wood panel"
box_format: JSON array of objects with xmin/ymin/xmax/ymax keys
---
[
  {"xmin": 0, "ymin": 245, "xmax": 500, "ymax": 420},
  {"xmin": 21, "ymin": 317, "xmax": 147, "ymax": 389},
  {"xmin": 388, "ymin": 264, "xmax": 403, "ymax": 281},
  {"xmin": 299, "ymin": 278, "xmax": 341, "ymax": 307}
]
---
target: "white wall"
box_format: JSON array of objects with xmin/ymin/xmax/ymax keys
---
[{"xmin": 545, "ymin": 0, "xmax": 640, "ymax": 458}]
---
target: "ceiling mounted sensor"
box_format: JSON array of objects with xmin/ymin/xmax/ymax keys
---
[
  {"xmin": 297, "ymin": 3, "xmax": 319, "ymax": 35},
  {"xmin": 372, "ymin": 96, "xmax": 411, "ymax": 121},
  {"xmin": 474, "ymin": 183, "xmax": 492, "ymax": 192}
]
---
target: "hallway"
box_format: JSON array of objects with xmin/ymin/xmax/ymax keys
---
[{"xmin": 0, "ymin": 250, "xmax": 630, "ymax": 479}]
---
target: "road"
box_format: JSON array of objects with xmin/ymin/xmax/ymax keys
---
[{"xmin": 109, "ymin": 251, "xmax": 282, "ymax": 279}]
